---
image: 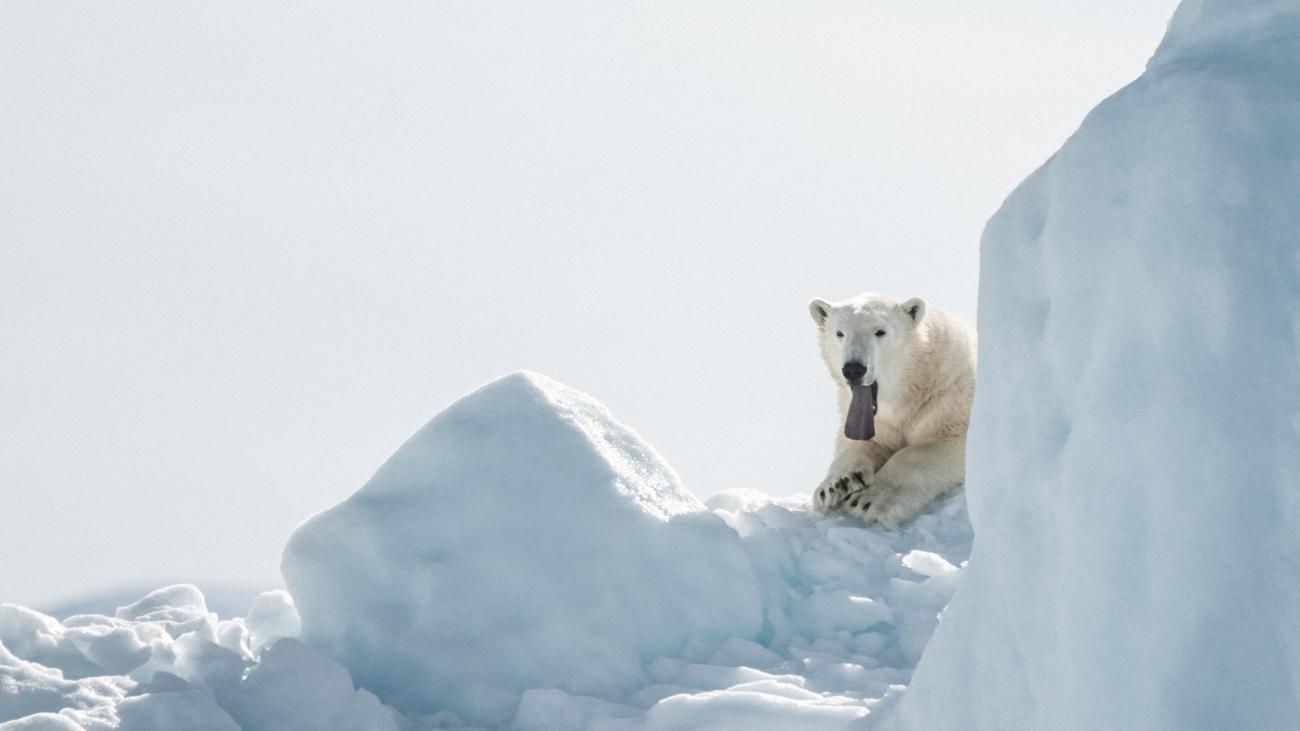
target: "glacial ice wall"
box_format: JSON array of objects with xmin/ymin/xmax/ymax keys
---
[{"xmin": 887, "ymin": 1, "xmax": 1300, "ymax": 728}]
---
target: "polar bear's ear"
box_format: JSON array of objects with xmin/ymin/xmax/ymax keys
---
[
  {"xmin": 809, "ymin": 299, "xmax": 832, "ymax": 329},
  {"xmin": 901, "ymin": 297, "xmax": 927, "ymax": 324}
]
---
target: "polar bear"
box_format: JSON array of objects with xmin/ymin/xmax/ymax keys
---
[{"xmin": 809, "ymin": 293, "xmax": 976, "ymax": 525}]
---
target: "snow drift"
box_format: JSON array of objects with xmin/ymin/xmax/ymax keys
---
[
  {"xmin": 0, "ymin": 499, "xmax": 972, "ymax": 731},
  {"xmin": 281, "ymin": 371, "xmax": 766, "ymax": 726},
  {"xmin": 0, "ymin": 585, "xmax": 399, "ymax": 731},
  {"xmin": 277, "ymin": 370, "xmax": 972, "ymax": 729},
  {"xmin": 886, "ymin": 1, "xmax": 1300, "ymax": 729},
  {"xmin": 2, "ymin": 372, "xmax": 972, "ymax": 729}
]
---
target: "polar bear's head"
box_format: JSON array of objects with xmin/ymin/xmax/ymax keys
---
[{"xmin": 808, "ymin": 293, "xmax": 927, "ymax": 391}]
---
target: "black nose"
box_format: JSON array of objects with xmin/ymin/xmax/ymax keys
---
[{"xmin": 841, "ymin": 361, "xmax": 866, "ymax": 383}]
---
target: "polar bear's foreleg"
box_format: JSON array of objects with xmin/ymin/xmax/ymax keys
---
[{"xmin": 841, "ymin": 436, "xmax": 964, "ymax": 526}]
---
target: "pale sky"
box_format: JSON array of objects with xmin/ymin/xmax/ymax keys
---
[{"xmin": 1, "ymin": 0, "xmax": 1178, "ymax": 609}]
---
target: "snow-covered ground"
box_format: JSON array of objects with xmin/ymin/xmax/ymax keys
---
[{"xmin": 1, "ymin": 374, "xmax": 971, "ymax": 731}]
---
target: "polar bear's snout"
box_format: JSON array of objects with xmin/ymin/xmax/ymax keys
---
[{"xmin": 841, "ymin": 361, "xmax": 868, "ymax": 385}]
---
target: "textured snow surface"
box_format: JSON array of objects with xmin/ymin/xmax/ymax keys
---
[
  {"xmin": 280, "ymin": 371, "xmax": 971, "ymax": 729},
  {"xmin": 2, "ymin": 371, "xmax": 970, "ymax": 729},
  {"xmin": 885, "ymin": 1, "xmax": 1300, "ymax": 729},
  {"xmin": 501, "ymin": 489, "xmax": 970, "ymax": 730},
  {"xmin": 3, "ymin": 499, "xmax": 969, "ymax": 730},
  {"xmin": 281, "ymin": 371, "xmax": 765, "ymax": 727},
  {"xmin": 0, "ymin": 372, "xmax": 967, "ymax": 723},
  {"xmin": 0, "ymin": 585, "xmax": 378, "ymax": 731}
]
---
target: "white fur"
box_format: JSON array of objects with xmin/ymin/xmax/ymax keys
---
[{"xmin": 808, "ymin": 293, "xmax": 976, "ymax": 526}]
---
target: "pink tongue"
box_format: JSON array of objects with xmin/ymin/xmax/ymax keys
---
[{"xmin": 844, "ymin": 382, "xmax": 878, "ymax": 441}]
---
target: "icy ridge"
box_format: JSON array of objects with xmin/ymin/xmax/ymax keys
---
[{"xmin": 886, "ymin": 0, "xmax": 1300, "ymax": 728}]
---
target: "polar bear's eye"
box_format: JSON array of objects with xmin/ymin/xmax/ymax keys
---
[
  {"xmin": 875, "ymin": 330, "xmax": 887, "ymax": 337},
  {"xmin": 835, "ymin": 331, "xmax": 844, "ymax": 338}
]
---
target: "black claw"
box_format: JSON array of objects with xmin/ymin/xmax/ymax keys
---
[
  {"xmin": 862, "ymin": 501, "xmax": 871, "ymax": 512},
  {"xmin": 852, "ymin": 472, "xmax": 867, "ymax": 488}
]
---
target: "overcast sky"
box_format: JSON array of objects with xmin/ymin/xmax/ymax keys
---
[{"xmin": 2, "ymin": 0, "xmax": 1178, "ymax": 609}]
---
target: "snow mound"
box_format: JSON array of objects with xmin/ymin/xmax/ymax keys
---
[
  {"xmin": 3, "ymin": 374, "xmax": 973, "ymax": 729},
  {"xmin": 0, "ymin": 509, "xmax": 973, "ymax": 731},
  {"xmin": 886, "ymin": 1, "xmax": 1300, "ymax": 729},
  {"xmin": 280, "ymin": 372, "xmax": 972, "ymax": 728},
  {"xmin": 0, "ymin": 585, "xmax": 398, "ymax": 731},
  {"xmin": 280, "ymin": 371, "xmax": 765, "ymax": 727}
]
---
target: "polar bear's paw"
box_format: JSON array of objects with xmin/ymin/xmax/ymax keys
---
[
  {"xmin": 813, "ymin": 471, "xmax": 869, "ymax": 514},
  {"xmin": 842, "ymin": 480, "xmax": 921, "ymax": 526}
]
